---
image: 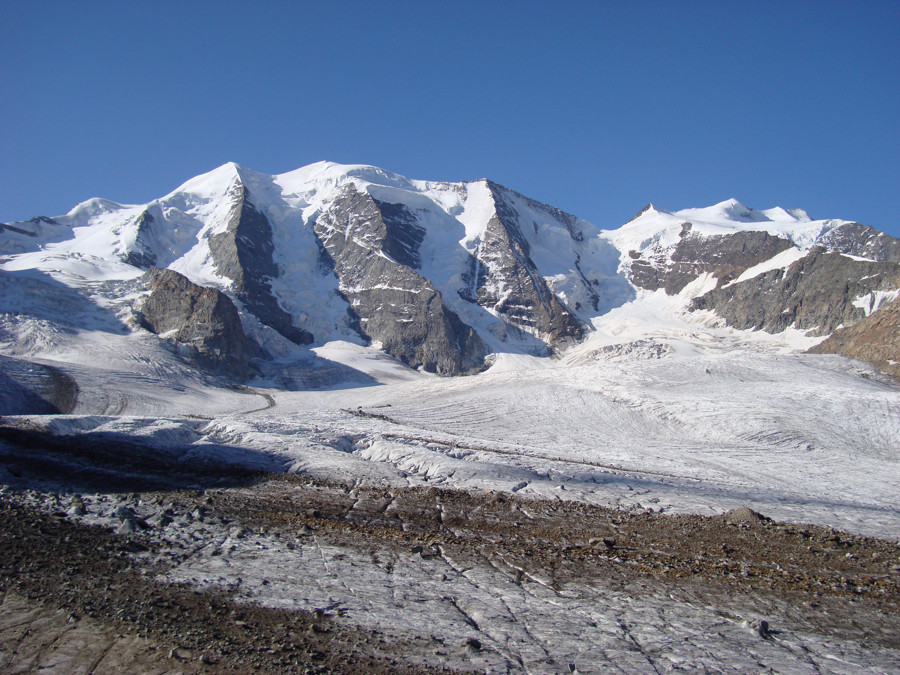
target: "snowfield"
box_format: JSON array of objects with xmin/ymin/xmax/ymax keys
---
[{"xmin": 2, "ymin": 295, "xmax": 898, "ymax": 541}]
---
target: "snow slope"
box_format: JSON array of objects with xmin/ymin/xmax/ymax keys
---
[{"xmin": 4, "ymin": 311, "xmax": 897, "ymax": 539}]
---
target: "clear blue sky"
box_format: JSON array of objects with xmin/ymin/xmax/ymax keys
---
[{"xmin": 2, "ymin": 1, "xmax": 898, "ymax": 236}]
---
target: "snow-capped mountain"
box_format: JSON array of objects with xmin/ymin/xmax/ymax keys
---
[
  {"xmin": 613, "ymin": 199, "xmax": 900, "ymax": 337},
  {"xmin": 2, "ymin": 162, "xmax": 898, "ymax": 381}
]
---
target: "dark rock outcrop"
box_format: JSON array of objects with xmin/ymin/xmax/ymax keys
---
[
  {"xmin": 0, "ymin": 216, "xmax": 59, "ymax": 237},
  {"xmin": 623, "ymin": 218, "xmax": 900, "ymax": 344},
  {"xmin": 314, "ymin": 185, "xmax": 486, "ymax": 375},
  {"xmin": 691, "ymin": 248, "xmax": 900, "ymax": 336},
  {"xmin": 808, "ymin": 297, "xmax": 900, "ymax": 379},
  {"xmin": 0, "ymin": 223, "xmax": 38, "ymax": 237},
  {"xmin": 628, "ymin": 225, "xmax": 795, "ymax": 294},
  {"xmin": 371, "ymin": 198, "xmax": 427, "ymax": 269},
  {"xmin": 0, "ymin": 217, "xmax": 68, "ymax": 255},
  {"xmin": 139, "ymin": 268, "xmax": 259, "ymax": 377},
  {"xmin": 469, "ymin": 182, "xmax": 585, "ymax": 345},
  {"xmin": 209, "ymin": 181, "xmax": 313, "ymax": 345},
  {"xmin": 122, "ymin": 210, "xmax": 158, "ymax": 269}
]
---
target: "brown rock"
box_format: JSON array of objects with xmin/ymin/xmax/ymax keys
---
[
  {"xmin": 808, "ymin": 297, "xmax": 900, "ymax": 379},
  {"xmin": 723, "ymin": 507, "xmax": 768, "ymax": 525}
]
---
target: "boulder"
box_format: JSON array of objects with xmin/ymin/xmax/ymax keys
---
[
  {"xmin": 140, "ymin": 267, "xmax": 259, "ymax": 378},
  {"xmin": 723, "ymin": 507, "xmax": 769, "ymax": 525}
]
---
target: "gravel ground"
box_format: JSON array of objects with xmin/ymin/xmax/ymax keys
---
[{"xmin": 1, "ymin": 423, "xmax": 899, "ymax": 673}]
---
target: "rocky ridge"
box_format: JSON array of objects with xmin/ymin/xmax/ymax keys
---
[
  {"xmin": 626, "ymin": 223, "xmax": 796, "ymax": 294},
  {"xmin": 207, "ymin": 181, "xmax": 314, "ymax": 346},
  {"xmin": 467, "ymin": 181, "xmax": 586, "ymax": 346},
  {"xmin": 314, "ymin": 184, "xmax": 487, "ymax": 375},
  {"xmin": 690, "ymin": 247, "xmax": 900, "ymax": 336},
  {"xmin": 816, "ymin": 221, "xmax": 900, "ymax": 262},
  {"xmin": 615, "ymin": 202, "xmax": 900, "ymax": 376}
]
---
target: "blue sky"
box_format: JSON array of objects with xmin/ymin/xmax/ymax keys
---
[{"xmin": 2, "ymin": 1, "xmax": 898, "ymax": 236}]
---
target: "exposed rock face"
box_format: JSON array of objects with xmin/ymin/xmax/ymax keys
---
[
  {"xmin": 628, "ymin": 224, "xmax": 795, "ymax": 294},
  {"xmin": 691, "ymin": 248, "xmax": 900, "ymax": 336},
  {"xmin": 313, "ymin": 185, "xmax": 486, "ymax": 375},
  {"xmin": 0, "ymin": 222, "xmax": 38, "ymax": 237},
  {"xmin": 621, "ymin": 216, "xmax": 900, "ymax": 342},
  {"xmin": 139, "ymin": 268, "xmax": 258, "ymax": 377},
  {"xmin": 808, "ymin": 297, "xmax": 900, "ymax": 379},
  {"xmin": 0, "ymin": 216, "xmax": 58, "ymax": 236},
  {"xmin": 122, "ymin": 210, "xmax": 158, "ymax": 269},
  {"xmin": 0, "ymin": 217, "xmax": 66, "ymax": 255},
  {"xmin": 816, "ymin": 222, "xmax": 900, "ymax": 263},
  {"xmin": 209, "ymin": 182, "xmax": 313, "ymax": 345},
  {"xmin": 370, "ymin": 198, "xmax": 427, "ymax": 269},
  {"xmin": 471, "ymin": 183, "xmax": 585, "ymax": 344}
]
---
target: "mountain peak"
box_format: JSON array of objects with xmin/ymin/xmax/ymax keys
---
[
  {"xmin": 699, "ymin": 200, "xmax": 813, "ymax": 226},
  {"xmin": 713, "ymin": 198, "xmax": 767, "ymax": 222},
  {"xmin": 168, "ymin": 162, "xmax": 246, "ymax": 200},
  {"xmin": 65, "ymin": 197, "xmax": 127, "ymax": 219},
  {"xmin": 626, "ymin": 203, "xmax": 671, "ymax": 223},
  {"xmin": 271, "ymin": 161, "xmax": 418, "ymax": 197},
  {"xmin": 715, "ymin": 197, "xmax": 747, "ymax": 209}
]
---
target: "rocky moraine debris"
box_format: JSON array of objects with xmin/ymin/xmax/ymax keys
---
[{"xmin": 1, "ymin": 472, "xmax": 898, "ymax": 673}]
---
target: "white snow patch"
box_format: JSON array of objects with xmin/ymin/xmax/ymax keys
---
[
  {"xmin": 853, "ymin": 289, "xmax": 900, "ymax": 316},
  {"xmin": 728, "ymin": 246, "xmax": 806, "ymax": 286}
]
